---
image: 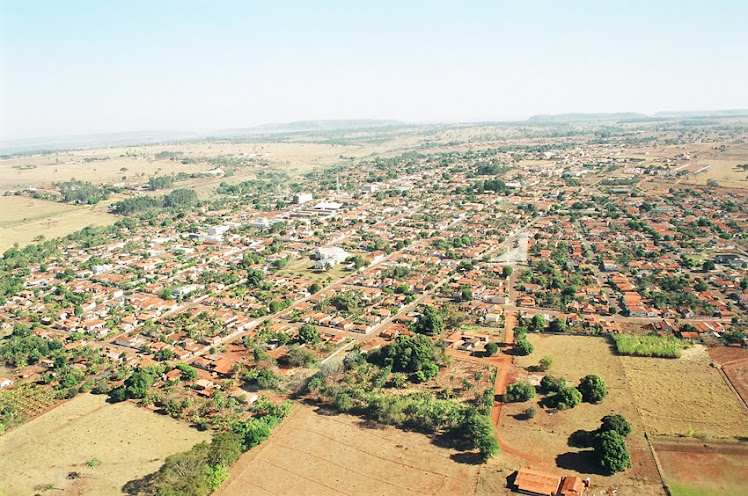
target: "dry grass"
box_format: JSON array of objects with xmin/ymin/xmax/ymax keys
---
[
  {"xmin": 620, "ymin": 345, "xmax": 747, "ymax": 439},
  {"xmin": 0, "ymin": 393, "xmax": 208, "ymax": 496},
  {"xmin": 0, "ymin": 196, "xmax": 118, "ymax": 252},
  {"xmin": 502, "ymin": 335, "xmax": 664, "ymax": 496},
  {"xmin": 219, "ymin": 402, "xmax": 482, "ymax": 496}
]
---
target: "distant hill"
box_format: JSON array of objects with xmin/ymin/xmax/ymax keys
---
[
  {"xmin": 0, "ymin": 130, "xmax": 202, "ymax": 155},
  {"xmin": 215, "ymin": 119, "xmax": 405, "ymax": 135},
  {"xmin": 527, "ymin": 113, "xmax": 648, "ymax": 123},
  {"xmin": 653, "ymin": 109, "xmax": 748, "ymax": 118}
]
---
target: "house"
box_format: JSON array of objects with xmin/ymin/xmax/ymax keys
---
[
  {"xmin": 293, "ymin": 193, "xmax": 314, "ymax": 204},
  {"xmin": 601, "ymin": 260, "xmax": 618, "ymax": 272},
  {"xmin": 513, "ymin": 467, "xmax": 562, "ymax": 496}
]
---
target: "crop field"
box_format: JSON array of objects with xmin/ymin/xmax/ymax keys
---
[
  {"xmin": 504, "ymin": 334, "xmax": 664, "ymax": 496},
  {"xmin": 653, "ymin": 439, "xmax": 748, "ymax": 496},
  {"xmin": 0, "ymin": 393, "xmax": 208, "ymax": 496},
  {"xmin": 0, "ymin": 384, "xmax": 58, "ymax": 429},
  {"xmin": 219, "ymin": 403, "xmax": 482, "ymax": 496},
  {"xmin": 620, "ymin": 345, "xmax": 747, "ymax": 439}
]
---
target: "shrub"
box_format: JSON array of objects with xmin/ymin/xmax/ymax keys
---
[
  {"xmin": 537, "ymin": 355, "xmax": 553, "ymax": 371},
  {"xmin": 540, "ymin": 374, "xmax": 566, "ymax": 393},
  {"xmin": 485, "ymin": 342, "xmax": 499, "ymax": 356},
  {"xmin": 524, "ymin": 407, "xmax": 537, "ymax": 419}
]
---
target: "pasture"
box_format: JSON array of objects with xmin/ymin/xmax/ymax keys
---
[
  {"xmin": 219, "ymin": 403, "xmax": 482, "ymax": 496},
  {"xmin": 620, "ymin": 345, "xmax": 747, "ymax": 439},
  {"xmin": 0, "ymin": 393, "xmax": 208, "ymax": 496}
]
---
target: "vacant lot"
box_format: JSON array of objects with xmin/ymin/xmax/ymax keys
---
[
  {"xmin": 504, "ymin": 335, "xmax": 664, "ymax": 496},
  {"xmin": 0, "ymin": 196, "xmax": 118, "ymax": 252},
  {"xmin": 654, "ymin": 439, "xmax": 748, "ymax": 496},
  {"xmin": 621, "ymin": 345, "xmax": 747, "ymax": 439},
  {"xmin": 219, "ymin": 403, "xmax": 481, "ymax": 496},
  {"xmin": 0, "ymin": 393, "xmax": 208, "ymax": 496}
]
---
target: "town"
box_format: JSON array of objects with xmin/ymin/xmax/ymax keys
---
[{"xmin": 1, "ymin": 118, "xmax": 747, "ymax": 495}]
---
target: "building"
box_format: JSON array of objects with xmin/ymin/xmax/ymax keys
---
[
  {"xmin": 314, "ymin": 246, "xmax": 350, "ymax": 269},
  {"xmin": 293, "ymin": 193, "xmax": 314, "ymax": 204},
  {"xmin": 513, "ymin": 468, "xmax": 587, "ymax": 496},
  {"xmin": 0, "ymin": 377, "xmax": 12, "ymax": 389}
]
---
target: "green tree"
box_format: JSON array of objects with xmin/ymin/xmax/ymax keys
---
[
  {"xmin": 593, "ymin": 430, "xmax": 632, "ymax": 474},
  {"xmin": 600, "ymin": 414, "xmax": 632, "ymax": 437},
  {"xmin": 502, "ymin": 265, "xmax": 513, "ymax": 278},
  {"xmin": 506, "ymin": 380, "xmax": 536, "ymax": 402},
  {"xmin": 555, "ymin": 385, "xmax": 582, "ymax": 410},
  {"xmin": 414, "ymin": 305, "xmax": 445, "ymax": 335},
  {"xmin": 549, "ymin": 317, "xmax": 568, "ymax": 333},
  {"xmin": 484, "ymin": 342, "xmax": 499, "ymax": 356},
  {"xmin": 578, "ymin": 375, "xmax": 608, "ymax": 403},
  {"xmin": 298, "ymin": 323, "xmax": 319, "ymax": 343},
  {"xmin": 537, "ymin": 355, "xmax": 553, "ymax": 371},
  {"xmin": 515, "ymin": 339, "xmax": 534, "ymax": 356}
]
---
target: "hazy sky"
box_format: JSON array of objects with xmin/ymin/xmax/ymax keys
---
[{"xmin": 2, "ymin": 0, "xmax": 747, "ymax": 140}]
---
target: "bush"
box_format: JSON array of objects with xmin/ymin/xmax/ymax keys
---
[
  {"xmin": 515, "ymin": 339, "xmax": 534, "ymax": 356},
  {"xmin": 600, "ymin": 414, "xmax": 632, "ymax": 437},
  {"xmin": 540, "ymin": 374, "xmax": 566, "ymax": 393},
  {"xmin": 524, "ymin": 407, "xmax": 537, "ymax": 419},
  {"xmin": 506, "ymin": 380, "xmax": 536, "ymax": 402},
  {"xmin": 537, "ymin": 355, "xmax": 553, "ymax": 371},
  {"xmin": 484, "ymin": 342, "xmax": 499, "ymax": 356},
  {"xmin": 593, "ymin": 430, "xmax": 632, "ymax": 474},
  {"xmin": 578, "ymin": 375, "xmax": 608, "ymax": 403}
]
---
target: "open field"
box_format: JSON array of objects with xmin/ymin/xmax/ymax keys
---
[
  {"xmin": 0, "ymin": 393, "xmax": 208, "ymax": 496},
  {"xmin": 620, "ymin": 345, "xmax": 747, "ymax": 439},
  {"xmin": 0, "ymin": 196, "xmax": 118, "ymax": 252},
  {"xmin": 503, "ymin": 334, "xmax": 664, "ymax": 495},
  {"xmin": 678, "ymin": 144, "xmax": 748, "ymax": 189},
  {"xmin": 653, "ymin": 439, "xmax": 748, "ymax": 496},
  {"xmin": 219, "ymin": 402, "xmax": 482, "ymax": 496}
]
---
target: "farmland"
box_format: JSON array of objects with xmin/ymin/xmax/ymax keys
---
[
  {"xmin": 654, "ymin": 439, "xmax": 748, "ymax": 496},
  {"xmin": 620, "ymin": 345, "xmax": 747, "ymax": 439},
  {"xmin": 0, "ymin": 384, "xmax": 58, "ymax": 431},
  {"xmin": 219, "ymin": 403, "xmax": 482, "ymax": 496},
  {"xmin": 504, "ymin": 334, "xmax": 664, "ymax": 496},
  {"xmin": 0, "ymin": 393, "xmax": 208, "ymax": 496}
]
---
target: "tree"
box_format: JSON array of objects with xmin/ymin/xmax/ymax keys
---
[
  {"xmin": 287, "ymin": 346, "xmax": 316, "ymax": 367},
  {"xmin": 506, "ymin": 380, "xmax": 536, "ymax": 402},
  {"xmin": 540, "ymin": 374, "xmax": 566, "ymax": 393},
  {"xmin": 578, "ymin": 375, "xmax": 608, "ymax": 403},
  {"xmin": 530, "ymin": 314, "xmax": 547, "ymax": 331},
  {"xmin": 537, "ymin": 355, "xmax": 553, "ymax": 371},
  {"xmin": 702, "ymin": 260, "xmax": 716, "ymax": 271},
  {"xmin": 555, "ymin": 385, "xmax": 582, "ymax": 410},
  {"xmin": 460, "ymin": 287, "xmax": 473, "ymax": 301},
  {"xmin": 463, "ymin": 411, "xmax": 500, "ymax": 461},
  {"xmin": 246, "ymin": 268, "xmax": 265, "ymax": 288},
  {"xmin": 484, "ymin": 342, "xmax": 499, "ymax": 356},
  {"xmin": 309, "ymin": 282, "xmax": 322, "ymax": 294},
  {"xmin": 502, "ymin": 266, "xmax": 513, "ymax": 278},
  {"xmin": 593, "ymin": 430, "xmax": 632, "ymax": 474},
  {"xmin": 414, "ymin": 305, "xmax": 445, "ymax": 335},
  {"xmin": 600, "ymin": 414, "xmax": 632, "ymax": 437},
  {"xmin": 515, "ymin": 339, "xmax": 534, "ymax": 356},
  {"xmin": 298, "ymin": 324, "xmax": 319, "ymax": 344},
  {"xmin": 548, "ymin": 317, "xmax": 568, "ymax": 333}
]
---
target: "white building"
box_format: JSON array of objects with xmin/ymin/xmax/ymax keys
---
[
  {"xmin": 293, "ymin": 193, "xmax": 314, "ymax": 204},
  {"xmin": 314, "ymin": 246, "xmax": 350, "ymax": 269}
]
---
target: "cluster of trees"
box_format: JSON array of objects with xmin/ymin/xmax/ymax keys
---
[
  {"xmin": 413, "ymin": 305, "xmax": 445, "ymax": 335},
  {"xmin": 147, "ymin": 173, "xmax": 189, "ymax": 190},
  {"xmin": 56, "ymin": 180, "xmax": 109, "ymax": 204},
  {"xmin": 570, "ymin": 414, "xmax": 632, "ymax": 474},
  {"xmin": 112, "ymin": 188, "xmax": 198, "ymax": 215},
  {"xmin": 144, "ymin": 400, "xmax": 291, "ymax": 496},
  {"xmin": 0, "ymin": 325, "xmax": 64, "ymax": 368},
  {"xmin": 514, "ymin": 325, "xmax": 534, "ymax": 356},
  {"xmin": 367, "ymin": 334, "xmax": 442, "ymax": 382},
  {"xmin": 506, "ymin": 373, "xmax": 607, "ymax": 411},
  {"xmin": 611, "ymin": 333, "xmax": 689, "ymax": 358}
]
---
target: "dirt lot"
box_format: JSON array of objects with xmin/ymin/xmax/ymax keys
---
[
  {"xmin": 653, "ymin": 439, "xmax": 748, "ymax": 496},
  {"xmin": 0, "ymin": 393, "xmax": 208, "ymax": 496},
  {"xmin": 503, "ymin": 334, "xmax": 664, "ymax": 496},
  {"xmin": 621, "ymin": 345, "xmax": 747, "ymax": 439},
  {"xmin": 219, "ymin": 402, "xmax": 482, "ymax": 496}
]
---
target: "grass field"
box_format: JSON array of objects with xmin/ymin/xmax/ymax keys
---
[
  {"xmin": 620, "ymin": 345, "xmax": 747, "ymax": 439},
  {"xmin": 0, "ymin": 393, "xmax": 209, "ymax": 496},
  {"xmin": 219, "ymin": 402, "xmax": 482, "ymax": 496},
  {"xmin": 0, "ymin": 196, "xmax": 118, "ymax": 252},
  {"xmin": 504, "ymin": 334, "xmax": 664, "ymax": 496}
]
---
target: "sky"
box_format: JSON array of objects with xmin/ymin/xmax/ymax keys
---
[{"xmin": 1, "ymin": 0, "xmax": 747, "ymax": 140}]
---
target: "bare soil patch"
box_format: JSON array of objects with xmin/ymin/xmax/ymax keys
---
[{"xmin": 219, "ymin": 403, "xmax": 481, "ymax": 496}]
